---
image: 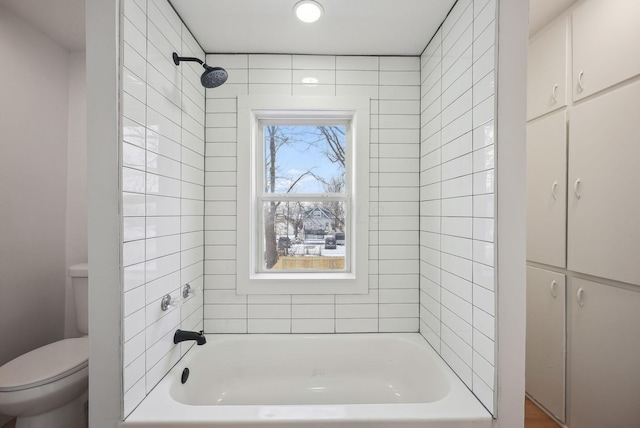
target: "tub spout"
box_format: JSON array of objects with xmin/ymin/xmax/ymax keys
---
[{"xmin": 174, "ymin": 329, "xmax": 206, "ymax": 345}]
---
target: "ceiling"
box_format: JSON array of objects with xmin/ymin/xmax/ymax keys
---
[
  {"xmin": 0, "ymin": 0, "xmax": 85, "ymax": 52},
  {"xmin": 0, "ymin": 0, "xmax": 581, "ymax": 55},
  {"xmin": 528, "ymin": 0, "xmax": 579, "ymax": 36},
  {"xmin": 170, "ymin": 0, "xmax": 456, "ymax": 56}
]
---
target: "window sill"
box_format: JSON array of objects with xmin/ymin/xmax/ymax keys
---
[{"xmin": 237, "ymin": 272, "xmax": 368, "ymax": 295}]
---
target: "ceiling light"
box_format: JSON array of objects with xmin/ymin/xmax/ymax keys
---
[
  {"xmin": 294, "ymin": 0, "xmax": 323, "ymax": 23},
  {"xmin": 302, "ymin": 77, "xmax": 319, "ymax": 85}
]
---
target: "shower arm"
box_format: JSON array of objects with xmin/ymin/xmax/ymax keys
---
[
  {"xmin": 172, "ymin": 52, "xmax": 205, "ymax": 67},
  {"xmin": 172, "ymin": 52, "xmax": 228, "ymax": 89}
]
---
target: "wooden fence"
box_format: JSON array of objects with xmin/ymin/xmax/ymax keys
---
[{"xmin": 272, "ymin": 256, "xmax": 345, "ymax": 270}]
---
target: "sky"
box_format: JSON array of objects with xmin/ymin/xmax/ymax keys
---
[{"xmin": 263, "ymin": 125, "xmax": 346, "ymax": 194}]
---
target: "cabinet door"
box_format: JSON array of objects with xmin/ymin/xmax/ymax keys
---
[
  {"xmin": 570, "ymin": 278, "xmax": 640, "ymax": 428},
  {"xmin": 568, "ymin": 80, "xmax": 640, "ymax": 286},
  {"xmin": 573, "ymin": 0, "xmax": 640, "ymax": 101},
  {"xmin": 526, "ymin": 111, "xmax": 566, "ymax": 267},
  {"xmin": 526, "ymin": 266, "xmax": 565, "ymax": 422},
  {"xmin": 527, "ymin": 17, "xmax": 568, "ymax": 120}
]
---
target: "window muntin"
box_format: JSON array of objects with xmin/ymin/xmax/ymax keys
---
[{"xmin": 257, "ymin": 121, "xmax": 350, "ymax": 273}]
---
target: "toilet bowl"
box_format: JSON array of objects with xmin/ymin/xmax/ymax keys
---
[
  {"xmin": 0, "ymin": 264, "xmax": 89, "ymax": 428},
  {"xmin": 0, "ymin": 338, "xmax": 88, "ymax": 428}
]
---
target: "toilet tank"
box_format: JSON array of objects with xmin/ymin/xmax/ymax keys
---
[{"xmin": 68, "ymin": 263, "xmax": 88, "ymax": 335}]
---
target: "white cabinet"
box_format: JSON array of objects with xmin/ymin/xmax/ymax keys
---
[
  {"xmin": 526, "ymin": 266, "xmax": 565, "ymax": 422},
  {"xmin": 572, "ymin": 0, "xmax": 640, "ymax": 101},
  {"xmin": 567, "ymin": 80, "xmax": 640, "ymax": 286},
  {"xmin": 527, "ymin": 17, "xmax": 568, "ymax": 120},
  {"xmin": 526, "ymin": 111, "xmax": 566, "ymax": 268},
  {"xmin": 527, "ymin": 3, "xmax": 640, "ymax": 427},
  {"xmin": 570, "ymin": 278, "xmax": 640, "ymax": 428}
]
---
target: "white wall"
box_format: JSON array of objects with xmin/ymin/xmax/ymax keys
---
[
  {"xmin": 494, "ymin": 0, "xmax": 528, "ymax": 425},
  {"xmin": 0, "ymin": 4, "xmax": 70, "ymax": 365},
  {"xmin": 121, "ymin": 0, "xmax": 206, "ymax": 417},
  {"xmin": 65, "ymin": 51, "xmax": 88, "ymax": 337},
  {"xmin": 203, "ymin": 54, "xmax": 421, "ymax": 334},
  {"xmin": 0, "ymin": 9, "xmax": 88, "ymax": 426},
  {"xmin": 419, "ymin": 0, "xmax": 500, "ymax": 414},
  {"xmin": 87, "ymin": 0, "xmax": 122, "ymax": 423},
  {"xmin": 418, "ymin": 0, "xmax": 527, "ymax": 421}
]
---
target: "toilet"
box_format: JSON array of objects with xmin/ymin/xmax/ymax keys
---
[{"xmin": 0, "ymin": 263, "xmax": 89, "ymax": 428}]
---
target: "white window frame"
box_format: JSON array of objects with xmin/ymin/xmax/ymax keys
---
[
  {"xmin": 256, "ymin": 117, "xmax": 351, "ymax": 273},
  {"xmin": 237, "ymin": 96, "xmax": 370, "ymax": 295}
]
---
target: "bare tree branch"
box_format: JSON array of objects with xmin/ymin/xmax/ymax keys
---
[{"xmin": 317, "ymin": 126, "xmax": 345, "ymax": 167}]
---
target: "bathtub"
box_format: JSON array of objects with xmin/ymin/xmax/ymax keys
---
[{"xmin": 123, "ymin": 333, "xmax": 492, "ymax": 427}]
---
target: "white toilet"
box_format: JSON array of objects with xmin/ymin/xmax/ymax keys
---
[{"xmin": 0, "ymin": 263, "xmax": 89, "ymax": 428}]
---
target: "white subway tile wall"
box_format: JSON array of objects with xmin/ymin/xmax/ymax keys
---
[
  {"xmin": 122, "ymin": 0, "xmax": 205, "ymax": 416},
  {"xmin": 121, "ymin": 0, "xmax": 498, "ymax": 416},
  {"xmin": 419, "ymin": 0, "xmax": 496, "ymax": 414},
  {"xmin": 204, "ymin": 54, "xmax": 421, "ymax": 334}
]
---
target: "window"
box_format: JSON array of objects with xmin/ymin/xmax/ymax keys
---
[
  {"xmin": 258, "ymin": 121, "xmax": 348, "ymax": 273},
  {"xmin": 237, "ymin": 96, "xmax": 369, "ymax": 294}
]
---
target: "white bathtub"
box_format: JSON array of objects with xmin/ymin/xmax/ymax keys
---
[{"xmin": 124, "ymin": 333, "xmax": 492, "ymax": 427}]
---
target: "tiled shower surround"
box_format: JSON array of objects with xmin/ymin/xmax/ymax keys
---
[
  {"xmin": 121, "ymin": 0, "xmax": 205, "ymax": 415},
  {"xmin": 204, "ymin": 54, "xmax": 421, "ymax": 334},
  {"xmin": 419, "ymin": 0, "xmax": 497, "ymax": 411},
  {"xmin": 120, "ymin": 0, "xmax": 496, "ymax": 417}
]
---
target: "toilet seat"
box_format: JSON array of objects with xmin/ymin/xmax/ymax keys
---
[{"xmin": 0, "ymin": 337, "xmax": 88, "ymax": 392}]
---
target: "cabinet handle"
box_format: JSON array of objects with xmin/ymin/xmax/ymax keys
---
[
  {"xmin": 577, "ymin": 70, "xmax": 585, "ymax": 92},
  {"xmin": 573, "ymin": 178, "xmax": 582, "ymax": 199},
  {"xmin": 577, "ymin": 287, "xmax": 585, "ymax": 307},
  {"xmin": 550, "ymin": 280, "xmax": 558, "ymax": 299},
  {"xmin": 551, "ymin": 84, "xmax": 559, "ymax": 103},
  {"xmin": 551, "ymin": 181, "xmax": 558, "ymax": 200}
]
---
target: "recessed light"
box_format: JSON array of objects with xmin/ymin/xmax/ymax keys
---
[
  {"xmin": 302, "ymin": 77, "xmax": 319, "ymax": 85},
  {"xmin": 294, "ymin": 0, "xmax": 323, "ymax": 23}
]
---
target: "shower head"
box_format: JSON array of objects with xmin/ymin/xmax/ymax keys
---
[
  {"xmin": 172, "ymin": 52, "xmax": 228, "ymax": 89},
  {"xmin": 201, "ymin": 66, "xmax": 228, "ymax": 89}
]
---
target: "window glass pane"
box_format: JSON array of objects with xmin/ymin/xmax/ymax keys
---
[
  {"xmin": 263, "ymin": 125, "xmax": 346, "ymax": 194},
  {"xmin": 262, "ymin": 201, "xmax": 346, "ymax": 272}
]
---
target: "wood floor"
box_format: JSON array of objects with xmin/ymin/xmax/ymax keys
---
[{"xmin": 525, "ymin": 397, "xmax": 561, "ymax": 428}]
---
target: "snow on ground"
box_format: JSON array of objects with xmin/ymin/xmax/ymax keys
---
[{"xmin": 288, "ymin": 244, "xmax": 345, "ymax": 257}]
